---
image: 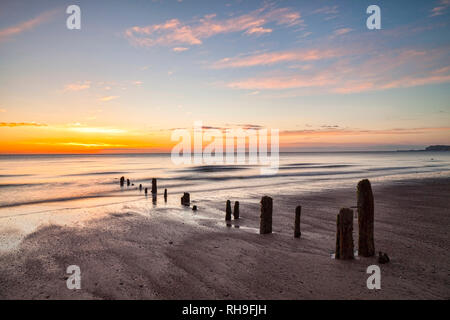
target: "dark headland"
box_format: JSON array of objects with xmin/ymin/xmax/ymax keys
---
[{"xmin": 397, "ymin": 145, "xmax": 450, "ymax": 152}]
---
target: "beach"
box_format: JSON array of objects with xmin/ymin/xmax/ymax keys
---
[{"xmin": 0, "ymin": 171, "xmax": 449, "ymax": 299}]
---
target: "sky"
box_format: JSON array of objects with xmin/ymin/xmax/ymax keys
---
[{"xmin": 0, "ymin": 0, "xmax": 449, "ymax": 153}]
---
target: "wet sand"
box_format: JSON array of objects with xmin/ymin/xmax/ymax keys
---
[{"xmin": 0, "ymin": 177, "xmax": 449, "ymax": 299}]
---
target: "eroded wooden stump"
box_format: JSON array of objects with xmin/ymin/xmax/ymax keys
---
[
  {"xmin": 164, "ymin": 188, "xmax": 167, "ymax": 202},
  {"xmin": 357, "ymin": 179, "xmax": 375, "ymax": 257},
  {"xmin": 294, "ymin": 205, "xmax": 301, "ymax": 238},
  {"xmin": 233, "ymin": 201, "xmax": 240, "ymax": 219},
  {"xmin": 225, "ymin": 200, "xmax": 232, "ymax": 221},
  {"xmin": 152, "ymin": 178, "xmax": 157, "ymax": 194},
  {"xmin": 335, "ymin": 208, "xmax": 354, "ymax": 260},
  {"xmin": 181, "ymin": 193, "xmax": 190, "ymax": 206},
  {"xmin": 260, "ymin": 196, "xmax": 273, "ymax": 234}
]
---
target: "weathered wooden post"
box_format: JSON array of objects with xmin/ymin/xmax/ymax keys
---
[
  {"xmin": 357, "ymin": 179, "xmax": 375, "ymax": 257},
  {"xmin": 127, "ymin": 179, "xmax": 130, "ymax": 187},
  {"xmin": 144, "ymin": 188, "xmax": 148, "ymax": 196},
  {"xmin": 260, "ymin": 196, "xmax": 273, "ymax": 234},
  {"xmin": 225, "ymin": 200, "xmax": 232, "ymax": 221},
  {"xmin": 233, "ymin": 201, "xmax": 240, "ymax": 219},
  {"xmin": 294, "ymin": 206, "xmax": 301, "ymax": 238},
  {"xmin": 181, "ymin": 193, "xmax": 190, "ymax": 206},
  {"xmin": 335, "ymin": 208, "xmax": 354, "ymax": 260},
  {"xmin": 120, "ymin": 176, "xmax": 125, "ymax": 187},
  {"xmin": 192, "ymin": 205, "xmax": 198, "ymax": 211},
  {"xmin": 139, "ymin": 184, "xmax": 142, "ymax": 191},
  {"xmin": 152, "ymin": 178, "xmax": 157, "ymax": 194},
  {"xmin": 164, "ymin": 189, "xmax": 167, "ymax": 202}
]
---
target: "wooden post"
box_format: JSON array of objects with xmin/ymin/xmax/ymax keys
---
[
  {"xmin": 233, "ymin": 201, "xmax": 240, "ymax": 219},
  {"xmin": 357, "ymin": 179, "xmax": 375, "ymax": 257},
  {"xmin": 152, "ymin": 178, "xmax": 157, "ymax": 194},
  {"xmin": 294, "ymin": 206, "xmax": 301, "ymax": 238},
  {"xmin": 120, "ymin": 176, "xmax": 125, "ymax": 187},
  {"xmin": 127, "ymin": 179, "xmax": 130, "ymax": 187},
  {"xmin": 181, "ymin": 193, "xmax": 190, "ymax": 206},
  {"xmin": 144, "ymin": 188, "xmax": 148, "ymax": 196},
  {"xmin": 260, "ymin": 196, "xmax": 273, "ymax": 234},
  {"xmin": 164, "ymin": 189, "xmax": 167, "ymax": 202},
  {"xmin": 139, "ymin": 184, "xmax": 142, "ymax": 191},
  {"xmin": 335, "ymin": 208, "xmax": 354, "ymax": 260},
  {"xmin": 225, "ymin": 200, "xmax": 232, "ymax": 221}
]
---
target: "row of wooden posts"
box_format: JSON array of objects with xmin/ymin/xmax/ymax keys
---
[
  {"xmin": 223, "ymin": 178, "xmax": 375, "ymax": 260},
  {"xmin": 120, "ymin": 176, "xmax": 375, "ymax": 260}
]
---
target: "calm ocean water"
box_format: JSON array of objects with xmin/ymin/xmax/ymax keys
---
[{"xmin": 1, "ymin": 152, "xmax": 449, "ymax": 210}]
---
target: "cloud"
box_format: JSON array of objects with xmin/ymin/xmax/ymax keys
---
[
  {"xmin": 67, "ymin": 127, "xmax": 126, "ymax": 134},
  {"xmin": 333, "ymin": 28, "xmax": 353, "ymax": 36},
  {"xmin": 245, "ymin": 27, "xmax": 272, "ymax": 35},
  {"xmin": 280, "ymin": 127, "xmax": 450, "ymax": 137},
  {"xmin": 0, "ymin": 122, "xmax": 47, "ymax": 127},
  {"xmin": 63, "ymin": 81, "xmax": 91, "ymax": 92},
  {"xmin": 98, "ymin": 96, "xmax": 120, "ymax": 102},
  {"xmin": 124, "ymin": 5, "xmax": 302, "ymax": 48},
  {"xmin": 212, "ymin": 48, "xmax": 342, "ymax": 69},
  {"xmin": 430, "ymin": 0, "xmax": 450, "ymax": 16},
  {"xmin": 312, "ymin": 6, "xmax": 339, "ymax": 15},
  {"xmin": 0, "ymin": 9, "xmax": 59, "ymax": 41},
  {"xmin": 228, "ymin": 74, "xmax": 336, "ymax": 90},
  {"xmin": 226, "ymin": 47, "xmax": 450, "ymax": 94},
  {"xmin": 173, "ymin": 47, "xmax": 189, "ymax": 52}
]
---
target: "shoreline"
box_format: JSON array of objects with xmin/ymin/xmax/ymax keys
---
[{"xmin": 0, "ymin": 176, "xmax": 449, "ymax": 299}]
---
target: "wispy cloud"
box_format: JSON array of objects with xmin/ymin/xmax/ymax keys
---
[
  {"xmin": 280, "ymin": 127, "xmax": 450, "ymax": 137},
  {"xmin": 0, "ymin": 9, "xmax": 59, "ymax": 42},
  {"xmin": 98, "ymin": 96, "xmax": 120, "ymax": 102},
  {"xmin": 124, "ymin": 5, "xmax": 303, "ymax": 48},
  {"xmin": 226, "ymin": 47, "xmax": 450, "ymax": 94},
  {"xmin": 333, "ymin": 28, "xmax": 353, "ymax": 36},
  {"xmin": 173, "ymin": 47, "xmax": 189, "ymax": 52},
  {"xmin": 311, "ymin": 6, "xmax": 339, "ymax": 15},
  {"xmin": 0, "ymin": 122, "xmax": 47, "ymax": 127},
  {"xmin": 67, "ymin": 127, "xmax": 126, "ymax": 134},
  {"xmin": 228, "ymin": 74, "xmax": 336, "ymax": 90},
  {"xmin": 245, "ymin": 26, "xmax": 272, "ymax": 35},
  {"xmin": 63, "ymin": 81, "xmax": 91, "ymax": 92},
  {"xmin": 430, "ymin": 0, "xmax": 450, "ymax": 17},
  {"xmin": 212, "ymin": 48, "xmax": 343, "ymax": 69}
]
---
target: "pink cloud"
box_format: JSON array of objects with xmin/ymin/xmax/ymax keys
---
[
  {"xmin": 124, "ymin": 5, "xmax": 303, "ymax": 48},
  {"xmin": 173, "ymin": 47, "xmax": 189, "ymax": 52},
  {"xmin": 228, "ymin": 74, "xmax": 336, "ymax": 90},
  {"xmin": 0, "ymin": 9, "xmax": 59, "ymax": 41},
  {"xmin": 212, "ymin": 48, "xmax": 342, "ymax": 69},
  {"xmin": 245, "ymin": 27, "xmax": 272, "ymax": 35},
  {"xmin": 333, "ymin": 28, "xmax": 353, "ymax": 36},
  {"xmin": 226, "ymin": 47, "xmax": 450, "ymax": 94},
  {"xmin": 430, "ymin": 0, "xmax": 450, "ymax": 16},
  {"xmin": 63, "ymin": 81, "xmax": 91, "ymax": 92}
]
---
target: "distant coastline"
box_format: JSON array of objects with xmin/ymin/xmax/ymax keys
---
[{"xmin": 397, "ymin": 145, "xmax": 450, "ymax": 152}]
